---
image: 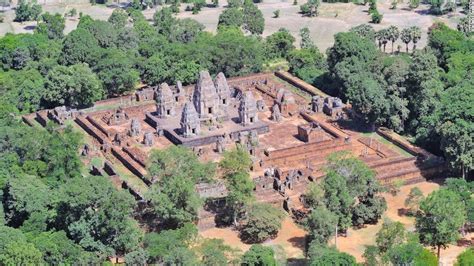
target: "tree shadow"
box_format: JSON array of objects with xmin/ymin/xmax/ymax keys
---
[
  {"xmin": 24, "ymin": 25, "xmax": 36, "ymax": 31},
  {"xmin": 288, "ymin": 236, "xmax": 307, "ymax": 250},
  {"xmin": 287, "ymin": 258, "xmax": 307, "ymax": 266}
]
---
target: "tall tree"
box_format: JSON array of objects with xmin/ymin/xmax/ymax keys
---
[
  {"xmin": 108, "ymin": 9, "xmax": 128, "ymax": 29},
  {"xmin": 218, "ymin": 8, "xmax": 244, "ymax": 28},
  {"xmin": 243, "ymin": 0, "xmax": 265, "ymax": 35},
  {"xmin": 94, "ymin": 49, "xmax": 139, "ymax": 96},
  {"xmin": 436, "ymin": 81, "xmax": 474, "ymax": 178},
  {"xmin": 387, "ymin": 25, "xmax": 400, "ymax": 53},
  {"xmin": 304, "ymin": 206, "xmax": 338, "ymax": 244},
  {"xmin": 400, "ymin": 28, "xmax": 412, "ymax": 53},
  {"xmin": 299, "ymin": 27, "xmax": 315, "ymax": 49},
  {"xmin": 240, "ymin": 203, "xmax": 284, "ymax": 243},
  {"xmin": 241, "ymin": 244, "xmax": 276, "ymax": 266},
  {"xmin": 60, "ymin": 28, "xmax": 101, "ymax": 66},
  {"xmin": 416, "ymin": 189, "xmax": 466, "ymax": 258},
  {"xmin": 35, "ymin": 13, "xmax": 65, "ymax": 40},
  {"xmin": 43, "ymin": 64, "xmax": 104, "ymax": 108},
  {"xmin": 265, "ymin": 28, "xmax": 295, "ymax": 59}
]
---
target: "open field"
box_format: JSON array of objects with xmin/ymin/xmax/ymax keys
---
[{"xmin": 0, "ymin": 0, "xmax": 463, "ymax": 52}]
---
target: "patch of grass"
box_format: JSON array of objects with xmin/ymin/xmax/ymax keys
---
[
  {"xmin": 270, "ymin": 76, "xmax": 312, "ymax": 101},
  {"xmin": 362, "ymin": 132, "xmax": 413, "ymax": 158}
]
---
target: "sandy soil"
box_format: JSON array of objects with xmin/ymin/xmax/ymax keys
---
[
  {"xmin": 0, "ymin": 0, "xmax": 463, "ymax": 52},
  {"xmin": 201, "ymin": 180, "xmax": 473, "ymax": 265},
  {"xmin": 200, "ymin": 217, "xmax": 306, "ymax": 258}
]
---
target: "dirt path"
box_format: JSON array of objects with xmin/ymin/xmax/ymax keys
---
[{"xmin": 200, "ymin": 217, "xmax": 306, "ymax": 258}]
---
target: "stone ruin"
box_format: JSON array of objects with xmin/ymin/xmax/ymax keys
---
[
  {"xmin": 106, "ymin": 107, "xmax": 129, "ymax": 126},
  {"xmin": 214, "ymin": 72, "xmax": 231, "ymax": 108},
  {"xmin": 130, "ymin": 119, "xmax": 141, "ymax": 137},
  {"xmin": 155, "ymin": 83, "xmax": 176, "ymax": 118},
  {"xmin": 297, "ymin": 122, "xmax": 330, "ymax": 143},
  {"xmin": 323, "ymin": 96, "xmax": 344, "ymax": 119},
  {"xmin": 311, "ymin": 95, "xmax": 324, "ymax": 113},
  {"xmin": 239, "ymin": 91, "xmax": 258, "ymax": 126},
  {"xmin": 143, "ymin": 132, "xmax": 154, "ymax": 146},
  {"xmin": 271, "ymin": 104, "xmax": 282, "ymax": 122},
  {"xmin": 136, "ymin": 87, "xmax": 155, "ymax": 102},
  {"xmin": 48, "ymin": 106, "xmax": 78, "ymax": 125},
  {"xmin": 193, "ymin": 71, "xmax": 222, "ymax": 120},
  {"xmin": 275, "ymin": 89, "xmax": 298, "ymax": 117},
  {"xmin": 180, "ymin": 102, "xmax": 201, "ymax": 138}
]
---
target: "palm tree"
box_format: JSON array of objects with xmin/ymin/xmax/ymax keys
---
[
  {"xmin": 376, "ymin": 29, "xmax": 390, "ymax": 52},
  {"xmin": 387, "ymin": 25, "xmax": 399, "ymax": 53},
  {"xmin": 400, "ymin": 28, "xmax": 412, "ymax": 53},
  {"xmin": 410, "ymin": 26, "xmax": 422, "ymax": 51}
]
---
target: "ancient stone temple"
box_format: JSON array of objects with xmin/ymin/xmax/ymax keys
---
[
  {"xmin": 194, "ymin": 71, "xmax": 219, "ymax": 119},
  {"xmin": 181, "ymin": 102, "xmax": 201, "ymax": 138},
  {"xmin": 239, "ymin": 91, "xmax": 258, "ymax": 126},
  {"xmin": 156, "ymin": 83, "xmax": 176, "ymax": 118},
  {"xmin": 214, "ymin": 72, "xmax": 231, "ymax": 107}
]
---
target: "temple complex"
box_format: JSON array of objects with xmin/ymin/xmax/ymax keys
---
[{"xmin": 23, "ymin": 70, "xmax": 446, "ymax": 230}]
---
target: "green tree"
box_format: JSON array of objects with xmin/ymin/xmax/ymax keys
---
[
  {"xmin": 327, "ymin": 31, "xmax": 378, "ymax": 97},
  {"xmin": 58, "ymin": 175, "xmax": 142, "ymax": 255},
  {"xmin": 388, "ymin": 241, "xmax": 438, "ymax": 266},
  {"xmin": 299, "ymin": 27, "xmax": 315, "ymax": 49},
  {"xmin": 14, "ymin": 0, "xmax": 42, "ymax": 22},
  {"xmin": 29, "ymin": 231, "xmax": 90, "ymax": 265},
  {"xmin": 416, "ymin": 189, "xmax": 467, "ymax": 258},
  {"xmin": 437, "ymin": 82, "xmax": 473, "ymax": 178},
  {"xmin": 108, "ymin": 8, "xmax": 128, "ymax": 29},
  {"xmin": 60, "ymin": 28, "xmax": 101, "ymax": 66},
  {"xmin": 409, "ymin": 26, "xmax": 422, "ymax": 51},
  {"xmin": 349, "ymin": 24, "xmax": 375, "ymax": 41},
  {"xmin": 265, "ymin": 28, "xmax": 295, "ymax": 59},
  {"xmin": 387, "ymin": 25, "xmax": 400, "ymax": 53},
  {"xmin": 199, "ymin": 239, "xmax": 240, "ymax": 265},
  {"xmin": 300, "ymin": 0, "xmax": 320, "ymax": 17},
  {"xmin": 287, "ymin": 47, "xmax": 326, "ymax": 86},
  {"xmin": 153, "ymin": 7, "xmax": 176, "ymax": 36},
  {"xmin": 116, "ymin": 27, "xmax": 139, "ymax": 51},
  {"xmin": 400, "ymin": 28, "xmax": 412, "ymax": 53},
  {"xmin": 243, "ymin": 1, "xmax": 264, "ymax": 35},
  {"xmin": 307, "ymin": 242, "xmax": 357, "ymax": 266},
  {"xmin": 220, "ymin": 146, "xmax": 252, "ymax": 175},
  {"xmin": 146, "ymin": 173, "xmax": 203, "ymax": 228},
  {"xmin": 241, "ymin": 244, "xmax": 276, "ymax": 266},
  {"xmin": 35, "ymin": 13, "xmax": 65, "ymax": 40},
  {"xmin": 218, "ymin": 8, "xmax": 244, "ymax": 28},
  {"xmin": 80, "ymin": 20, "xmax": 118, "ymax": 48},
  {"xmin": 144, "ymin": 223, "xmax": 198, "ymax": 264},
  {"xmin": 404, "ymin": 187, "xmax": 424, "ymax": 215},
  {"xmin": 375, "ymin": 220, "xmax": 406, "ymax": 253},
  {"xmin": 169, "ymin": 18, "xmax": 205, "ymax": 43},
  {"xmin": 43, "ymin": 64, "xmax": 104, "ymax": 108},
  {"xmin": 303, "ymin": 182, "xmax": 325, "ymax": 209},
  {"xmin": 124, "ymin": 248, "xmax": 148, "ymax": 266},
  {"xmin": 0, "ymin": 242, "xmax": 43, "ymax": 265},
  {"xmin": 304, "ymin": 206, "xmax": 338, "ymax": 244},
  {"xmin": 455, "ymin": 248, "xmax": 474, "ymax": 266},
  {"xmin": 323, "ymin": 171, "xmax": 353, "ymax": 234},
  {"xmin": 148, "ymin": 145, "xmax": 215, "ymax": 183},
  {"xmin": 94, "ymin": 49, "xmax": 139, "ymax": 96},
  {"xmin": 241, "ymin": 203, "xmax": 284, "ymax": 243}
]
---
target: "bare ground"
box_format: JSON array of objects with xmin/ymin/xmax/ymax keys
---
[
  {"xmin": 0, "ymin": 0, "xmax": 464, "ymax": 52},
  {"xmin": 200, "ymin": 180, "xmax": 473, "ymax": 265}
]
